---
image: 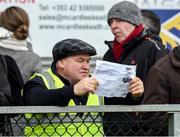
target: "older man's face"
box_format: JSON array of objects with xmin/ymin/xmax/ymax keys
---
[
  {"xmin": 109, "ymin": 18, "xmax": 136, "ymax": 43},
  {"xmin": 57, "ymin": 53, "xmax": 91, "ymax": 84}
]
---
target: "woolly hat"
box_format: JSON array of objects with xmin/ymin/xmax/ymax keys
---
[
  {"xmin": 52, "ymin": 38, "xmax": 96, "ymax": 62},
  {"xmin": 107, "ymin": 1, "xmax": 142, "ymax": 26}
]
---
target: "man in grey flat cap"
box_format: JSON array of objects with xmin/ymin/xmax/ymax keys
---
[
  {"xmin": 23, "ymin": 38, "xmax": 103, "ymax": 136},
  {"xmin": 102, "ymin": 1, "xmax": 167, "ymax": 136}
]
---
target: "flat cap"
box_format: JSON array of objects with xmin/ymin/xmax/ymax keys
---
[
  {"xmin": 52, "ymin": 38, "xmax": 97, "ymax": 62},
  {"xmin": 107, "ymin": 1, "xmax": 142, "ymax": 26}
]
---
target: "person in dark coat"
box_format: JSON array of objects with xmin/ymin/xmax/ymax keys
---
[
  {"xmin": 0, "ymin": 54, "xmax": 24, "ymax": 136},
  {"xmin": 102, "ymin": 1, "xmax": 168, "ymax": 136},
  {"xmin": 140, "ymin": 45, "xmax": 180, "ymax": 136},
  {"xmin": 0, "ymin": 55, "xmax": 11, "ymax": 136},
  {"xmin": 0, "ymin": 55, "xmax": 11, "ymax": 106}
]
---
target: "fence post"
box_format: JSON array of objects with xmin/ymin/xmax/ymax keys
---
[{"xmin": 169, "ymin": 112, "xmax": 180, "ymax": 136}]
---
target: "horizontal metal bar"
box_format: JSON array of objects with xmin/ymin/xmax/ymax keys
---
[{"xmin": 0, "ymin": 105, "xmax": 180, "ymax": 114}]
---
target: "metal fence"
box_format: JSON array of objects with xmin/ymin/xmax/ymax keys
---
[{"xmin": 0, "ymin": 105, "xmax": 180, "ymax": 136}]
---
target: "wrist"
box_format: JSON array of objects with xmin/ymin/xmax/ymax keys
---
[{"xmin": 131, "ymin": 93, "xmax": 142, "ymax": 100}]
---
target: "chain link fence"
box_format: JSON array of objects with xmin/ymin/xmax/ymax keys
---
[{"xmin": 0, "ymin": 105, "xmax": 180, "ymax": 136}]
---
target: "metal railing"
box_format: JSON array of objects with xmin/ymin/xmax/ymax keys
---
[{"xmin": 0, "ymin": 105, "xmax": 180, "ymax": 136}]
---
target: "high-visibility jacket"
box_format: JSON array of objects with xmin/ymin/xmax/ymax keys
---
[{"xmin": 24, "ymin": 68, "xmax": 103, "ymax": 136}]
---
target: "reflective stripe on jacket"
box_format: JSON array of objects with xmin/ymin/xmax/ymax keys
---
[{"xmin": 24, "ymin": 68, "xmax": 103, "ymax": 136}]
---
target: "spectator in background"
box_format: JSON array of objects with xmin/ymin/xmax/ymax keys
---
[
  {"xmin": 0, "ymin": 6, "xmax": 42, "ymax": 136},
  {"xmin": 141, "ymin": 10, "xmax": 170, "ymax": 53},
  {"xmin": 0, "ymin": 54, "xmax": 24, "ymax": 136},
  {"xmin": 140, "ymin": 45, "xmax": 180, "ymax": 136},
  {"xmin": 0, "ymin": 54, "xmax": 12, "ymax": 136},
  {"xmin": 142, "ymin": 10, "xmax": 161, "ymax": 36},
  {"xmin": 102, "ymin": 1, "xmax": 167, "ymax": 136},
  {"xmin": 0, "ymin": 6, "xmax": 42, "ymax": 83},
  {"xmin": 0, "ymin": 55, "xmax": 11, "ymax": 106},
  {"xmin": 0, "ymin": 55, "xmax": 18, "ymax": 136}
]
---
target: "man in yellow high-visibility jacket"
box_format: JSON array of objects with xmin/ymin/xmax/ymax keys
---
[{"xmin": 23, "ymin": 38, "xmax": 103, "ymax": 136}]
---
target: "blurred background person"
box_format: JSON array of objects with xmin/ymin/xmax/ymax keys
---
[
  {"xmin": 141, "ymin": 10, "xmax": 170, "ymax": 53},
  {"xmin": 0, "ymin": 6, "xmax": 42, "ymax": 84},
  {"xmin": 142, "ymin": 10, "xmax": 161, "ymax": 36},
  {"xmin": 0, "ymin": 54, "xmax": 12, "ymax": 136},
  {"xmin": 0, "ymin": 6, "xmax": 42, "ymax": 136},
  {"xmin": 0, "ymin": 54, "xmax": 24, "ymax": 136},
  {"xmin": 140, "ymin": 45, "xmax": 180, "ymax": 136}
]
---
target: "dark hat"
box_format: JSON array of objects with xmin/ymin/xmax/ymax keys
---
[
  {"xmin": 52, "ymin": 38, "xmax": 97, "ymax": 62},
  {"xmin": 107, "ymin": 1, "xmax": 142, "ymax": 26}
]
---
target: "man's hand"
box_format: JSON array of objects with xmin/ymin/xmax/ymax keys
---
[
  {"xmin": 74, "ymin": 77, "xmax": 99, "ymax": 96},
  {"xmin": 128, "ymin": 77, "xmax": 144, "ymax": 97}
]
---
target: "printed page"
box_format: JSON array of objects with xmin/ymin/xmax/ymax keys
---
[{"xmin": 92, "ymin": 60, "xmax": 136, "ymax": 97}]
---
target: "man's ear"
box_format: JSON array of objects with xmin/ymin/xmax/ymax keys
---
[{"xmin": 56, "ymin": 60, "xmax": 64, "ymax": 69}]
